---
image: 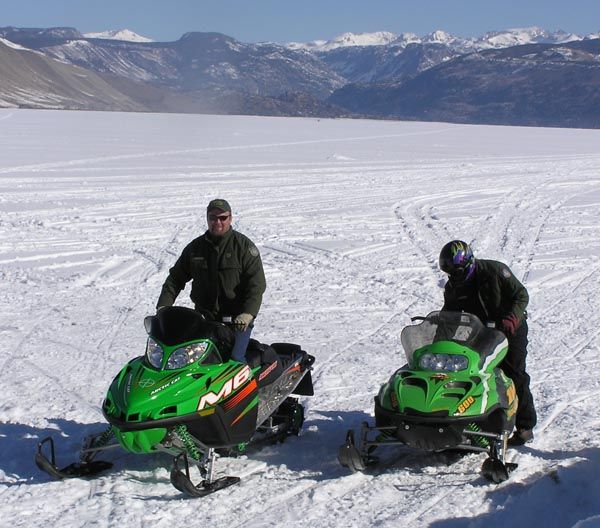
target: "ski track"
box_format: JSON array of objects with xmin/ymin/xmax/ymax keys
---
[{"xmin": 2, "ymin": 111, "xmax": 600, "ymax": 527}]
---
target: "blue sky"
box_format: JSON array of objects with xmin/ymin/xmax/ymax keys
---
[{"xmin": 3, "ymin": 0, "xmax": 600, "ymax": 43}]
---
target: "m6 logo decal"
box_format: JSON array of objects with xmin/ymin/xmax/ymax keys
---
[{"xmin": 197, "ymin": 366, "xmax": 252, "ymax": 411}]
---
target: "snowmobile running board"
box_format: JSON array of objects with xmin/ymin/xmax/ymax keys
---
[{"xmin": 35, "ymin": 437, "xmax": 113, "ymax": 479}]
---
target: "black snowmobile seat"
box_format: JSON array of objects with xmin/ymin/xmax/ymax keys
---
[
  {"xmin": 147, "ymin": 306, "xmax": 235, "ymax": 361},
  {"xmin": 245, "ymin": 339, "xmax": 283, "ymax": 387}
]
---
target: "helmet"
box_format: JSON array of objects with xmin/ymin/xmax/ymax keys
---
[{"xmin": 439, "ymin": 240, "xmax": 476, "ymax": 283}]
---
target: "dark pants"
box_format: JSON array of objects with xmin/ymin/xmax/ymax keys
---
[{"xmin": 501, "ymin": 319, "xmax": 537, "ymax": 430}]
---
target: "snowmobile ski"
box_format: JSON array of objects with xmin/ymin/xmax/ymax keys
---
[
  {"xmin": 35, "ymin": 437, "xmax": 112, "ymax": 479},
  {"xmin": 170, "ymin": 452, "xmax": 240, "ymax": 497},
  {"xmin": 481, "ymin": 432, "xmax": 518, "ymax": 483}
]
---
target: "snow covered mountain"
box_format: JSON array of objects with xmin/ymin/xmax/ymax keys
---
[
  {"xmin": 308, "ymin": 26, "xmax": 599, "ymax": 84},
  {"xmin": 0, "ymin": 25, "xmax": 598, "ymax": 126},
  {"xmin": 287, "ymin": 27, "xmax": 593, "ymax": 53},
  {"xmin": 329, "ymin": 38, "xmax": 600, "ymax": 128},
  {"xmin": 0, "ymin": 28, "xmax": 345, "ymax": 98},
  {"xmin": 317, "ymin": 41, "xmax": 460, "ymax": 84},
  {"xmin": 287, "ymin": 31, "xmax": 401, "ymax": 51},
  {"xmin": 83, "ymin": 28, "xmax": 153, "ymax": 42},
  {"xmin": 477, "ymin": 26, "xmax": 583, "ymax": 49}
]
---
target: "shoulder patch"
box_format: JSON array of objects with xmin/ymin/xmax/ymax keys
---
[
  {"xmin": 501, "ymin": 268, "xmax": 512, "ymax": 278},
  {"xmin": 249, "ymin": 246, "xmax": 259, "ymax": 257}
]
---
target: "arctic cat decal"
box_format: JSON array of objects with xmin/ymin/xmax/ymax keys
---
[
  {"xmin": 197, "ymin": 365, "xmax": 252, "ymax": 411},
  {"xmin": 150, "ymin": 376, "xmax": 181, "ymax": 396}
]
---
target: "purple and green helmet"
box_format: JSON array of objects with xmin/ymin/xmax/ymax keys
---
[{"xmin": 439, "ymin": 240, "xmax": 476, "ymax": 283}]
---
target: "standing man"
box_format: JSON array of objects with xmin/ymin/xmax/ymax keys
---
[
  {"xmin": 438, "ymin": 240, "xmax": 537, "ymax": 445},
  {"xmin": 157, "ymin": 198, "xmax": 266, "ymax": 362}
]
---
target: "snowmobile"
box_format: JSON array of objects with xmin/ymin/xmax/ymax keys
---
[
  {"xmin": 36, "ymin": 306, "xmax": 315, "ymax": 497},
  {"xmin": 338, "ymin": 311, "xmax": 518, "ymax": 483}
]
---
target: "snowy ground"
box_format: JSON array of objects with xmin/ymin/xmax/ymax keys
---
[{"xmin": 1, "ymin": 109, "xmax": 600, "ymax": 527}]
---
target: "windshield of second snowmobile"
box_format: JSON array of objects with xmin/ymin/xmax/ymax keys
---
[{"xmin": 400, "ymin": 311, "xmax": 506, "ymax": 364}]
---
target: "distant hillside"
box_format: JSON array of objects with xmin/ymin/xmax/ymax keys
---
[
  {"xmin": 0, "ymin": 26, "xmax": 599, "ymax": 127},
  {"xmin": 329, "ymin": 39, "xmax": 600, "ymax": 128},
  {"xmin": 0, "ymin": 38, "xmax": 145, "ymax": 111},
  {"xmin": 0, "ymin": 37, "xmax": 345, "ymax": 117}
]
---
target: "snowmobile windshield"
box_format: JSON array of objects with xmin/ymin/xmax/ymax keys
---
[
  {"xmin": 145, "ymin": 306, "xmax": 235, "ymax": 361},
  {"xmin": 400, "ymin": 311, "xmax": 505, "ymax": 364}
]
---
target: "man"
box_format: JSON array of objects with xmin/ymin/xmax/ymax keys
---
[
  {"xmin": 157, "ymin": 198, "xmax": 266, "ymax": 362},
  {"xmin": 438, "ymin": 240, "xmax": 536, "ymax": 445}
]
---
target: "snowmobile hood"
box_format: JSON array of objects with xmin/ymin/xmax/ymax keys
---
[
  {"xmin": 378, "ymin": 337, "xmax": 511, "ymax": 418},
  {"xmin": 103, "ymin": 354, "xmax": 257, "ymax": 429}
]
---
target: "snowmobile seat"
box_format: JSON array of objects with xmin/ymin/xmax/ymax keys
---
[
  {"xmin": 270, "ymin": 342, "xmax": 304, "ymax": 369},
  {"xmin": 245, "ymin": 339, "xmax": 283, "ymax": 387}
]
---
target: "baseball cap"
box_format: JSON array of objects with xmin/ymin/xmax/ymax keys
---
[{"xmin": 206, "ymin": 198, "xmax": 231, "ymax": 213}]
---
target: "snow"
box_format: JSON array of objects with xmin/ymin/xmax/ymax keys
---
[
  {"xmin": 287, "ymin": 31, "xmax": 400, "ymax": 51},
  {"xmin": 286, "ymin": 26, "xmax": 590, "ymax": 53},
  {"xmin": 0, "ymin": 37, "xmax": 31, "ymax": 51},
  {"xmin": 1, "ymin": 108, "xmax": 600, "ymax": 527},
  {"xmin": 83, "ymin": 29, "xmax": 154, "ymax": 43}
]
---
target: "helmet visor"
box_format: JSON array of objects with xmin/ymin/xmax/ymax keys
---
[{"xmin": 448, "ymin": 266, "xmax": 470, "ymax": 282}]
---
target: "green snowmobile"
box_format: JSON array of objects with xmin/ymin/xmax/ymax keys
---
[
  {"xmin": 36, "ymin": 306, "xmax": 314, "ymax": 496},
  {"xmin": 338, "ymin": 311, "xmax": 518, "ymax": 483}
]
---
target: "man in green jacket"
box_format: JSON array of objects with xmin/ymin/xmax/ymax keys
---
[
  {"xmin": 157, "ymin": 198, "xmax": 266, "ymax": 362},
  {"xmin": 438, "ymin": 240, "xmax": 537, "ymax": 445}
]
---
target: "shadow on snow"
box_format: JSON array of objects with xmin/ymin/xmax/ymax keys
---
[
  {"xmin": 428, "ymin": 445, "xmax": 600, "ymax": 528},
  {"xmin": 0, "ymin": 418, "xmax": 173, "ymax": 484}
]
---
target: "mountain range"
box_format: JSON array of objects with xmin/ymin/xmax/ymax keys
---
[{"xmin": 1, "ymin": 26, "xmax": 599, "ymax": 127}]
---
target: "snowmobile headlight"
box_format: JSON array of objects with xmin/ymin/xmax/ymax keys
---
[
  {"xmin": 445, "ymin": 355, "xmax": 468, "ymax": 371},
  {"xmin": 166, "ymin": 342, "xmax": 208, "ymax": 370},
  {"xmin": 419, "ymin": 353, "xmax": 436, "ymax": 370},
  {"xmin": 419, "ymin": 353, "xmax": 468, "ymax": 372},
  {"xmin": 146, "ymin": 338, "xmax": 164, "ymax": 369}
]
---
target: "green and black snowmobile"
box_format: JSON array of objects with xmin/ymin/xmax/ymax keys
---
[
  {"xmin": 36, "ymin": 306, "xmax": 314, "ymax": 497},
  {"xmin": 338, "ymin": 311, "xmax": 518, "ymax": 483}
]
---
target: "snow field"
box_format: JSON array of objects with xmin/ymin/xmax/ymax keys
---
[{"xmin": 1, "ymin": 109, "xmax": 599, "ymax": 527}]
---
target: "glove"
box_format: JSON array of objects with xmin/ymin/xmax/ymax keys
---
[
  {"xmin": 499, "ymin": 314, "xmax": 519, "ymax": 336},
  {"xmin": 233, "ymin": 313, "xmax": 254, "ymax": 332}
]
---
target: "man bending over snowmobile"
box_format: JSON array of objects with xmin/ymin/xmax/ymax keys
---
[
  {"xmin": 438, "ymin": 240, "xmax": 537, "ymax": 446},
  {"xmin": 156, "ymin": 198, "xmax": 266, "ymax": 362}
]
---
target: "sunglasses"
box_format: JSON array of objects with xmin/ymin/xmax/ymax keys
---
[{"xmin": 208, "ymin": 214, "xmax": 230, "ymax": 222}]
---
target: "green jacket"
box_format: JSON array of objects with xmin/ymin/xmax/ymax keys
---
[
  {"xmin": 157, "ymin": 229, "xmax": 266, "ymax": 319},
  {"xmin": 442, "ymin": 259, "xmax": 528, "ymax": 325}
]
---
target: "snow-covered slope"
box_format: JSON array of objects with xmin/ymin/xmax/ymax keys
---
[
  {"xmin": 84, "ymin": 29, "xmax": 153, "ymax": 42},
  {"xmin": 0, "ymin": 36, "xmax": 30, "ymax": 50},
  {"xmin": 1, "ymin": 109, "xmax": 600, "ymax": 527},
  {"xmin": 288, "ymin": 31, "xmax": 400, "ymax": 51},
  {"xmin": 287, "ymin": 26, "xmax": 591, "ymax": 53},
  {"xmin": 477, "ymin": 26, "xmax": 582, "ymax": 49}
]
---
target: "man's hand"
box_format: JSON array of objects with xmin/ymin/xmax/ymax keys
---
[
  {"xmin": 234, "ymin": 313, "xmax": 254, "ymax": 332},
  {"xmin": 499, "ymin": 314, "xmax": 519, "ymax": 336}
]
